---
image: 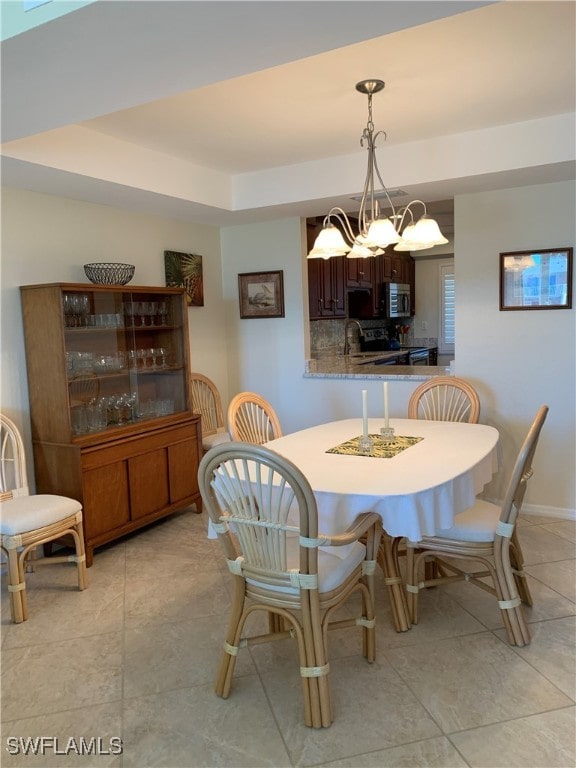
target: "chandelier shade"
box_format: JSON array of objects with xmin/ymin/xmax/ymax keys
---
[{"xmin": 307, "ymin": 79, "xmax": 448, "ymax": 259}]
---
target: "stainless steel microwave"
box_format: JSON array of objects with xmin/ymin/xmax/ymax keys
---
[{"xmin": 385, "ymin": 283, "xmax": 411, "ymax": 318}]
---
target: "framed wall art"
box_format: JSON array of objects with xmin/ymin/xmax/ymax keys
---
[
  {"xmin": 164, "ymin": 250, "xmax": 204, "ymax": 306},
  {"xmin": 238, "ymin": 270, "xmax": 285, "ymax": 319},
  {"xmin": 499, "ymin": 247, "xmax": 572, "ymax": 311}
]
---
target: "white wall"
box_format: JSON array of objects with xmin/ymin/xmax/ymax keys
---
[
  {"xmin": 455, "ymin": 180, "xmax": 575, "ymax": 514},
  {"xmin": 0, "ymin": 187, "xmax": 226, "ymax": 456}
]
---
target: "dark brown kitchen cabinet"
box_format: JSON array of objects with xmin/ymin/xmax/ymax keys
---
[
  {"xmin": 20, "ymin": 282, "xmax": 202, "ymax": 565},
  {"xmin": 346, "ymin": 257, "xmax": 373, "ymax": 289},
  {"xmin": 307, "ymin": 222, "xmax": 347, "ymax": 319}
]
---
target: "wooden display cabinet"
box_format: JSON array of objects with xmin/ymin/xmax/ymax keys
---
[{"xmin": 20, "ymin": 283, "xmax": 202, "ymax": 565}]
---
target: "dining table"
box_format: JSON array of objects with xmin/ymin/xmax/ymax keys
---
[{"xmin": 264, "ymin": 417, "xmax": 500, "ymax": 632}]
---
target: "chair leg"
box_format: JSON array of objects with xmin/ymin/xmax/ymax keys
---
[
  {"xmin": 72, "ymin": 520, "xmax": 88, "ymax": 591},
  {"xmin": 510, "ymin": 529, "xmax": 533, "ymax": 607},
  {"xmin": 405, "ymin": 542, "xmax": 419, "ymax": 625},
  {"xmin": 301, "ymin": 591, "xmax": 332, "ymax": 728},
  {"xmin": 7, "ymin": 548, "xmax": 26, "ymax": 623},
  {"xmin": 215, "ymin": 581, "xmax": 247, "ymax": 699},
  {"xmin": 494, "ymin": 541, "xmax": 531, "ymax": 647},
  {"xmin": 377, "ymin": 535, "xmax": 411, "ymax": 632}
]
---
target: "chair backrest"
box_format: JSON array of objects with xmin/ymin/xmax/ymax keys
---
[
  {"xmin": 499, "ymin": 405, "xmax": 548, "ymax": 527},
  {"xmin": 227, "ymin": 391, "xmax": 283, "ymax": 444},
  {"xmin": 190, "ymin": 373, "xmax": 226, "ymax": 436},
  {"xmin": 0, "ymin": 414, "xmax": 29, "ymax": 499},
  {"xmin": 408, "ymin": 377, "xmax": 481, "ymax": 423},
  {"xmin": 198, "ymin": 442, "xmax": 319, "ymax": 586}
]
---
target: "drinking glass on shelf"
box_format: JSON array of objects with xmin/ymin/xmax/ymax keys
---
[
  {"xmin": 63, "ymin": 294, "xmax": 73, "ymax": 327},
  {"xmin": 79, "ymin": 295, "xmax": 90, "ymax": 326},
  {"xmin": 136, "ymin": 302, "xmax": 147, "ymax": 327},
  {"xmin": 157, "ymin": 301, "xmax": 169, "ymax": 326},
  {"xmin": 146, "ymin": 348, "xmax": 156, "ymax": 369},
  {"xmin": 136, "ymin": 348, "xmax": 147, "ymax": 369},
  {"xmin": 71, "ymin": 405, "xmax": 88, "ymax": 435},
  {"xmin": 155, "ymin": 347, "xmax": 168, "ymax": 368},
  {"xmin": 123, "ymin": 301, "xmax": 137, "ymax": 328},
  {"xmin": 146, "ymin": 301, "xmax": 158, "ymax": 326}
]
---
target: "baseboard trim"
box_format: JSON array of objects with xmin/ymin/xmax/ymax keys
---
[{"xmin": 519, "ymin": 503, "xmax": 575, "ymax": 522}]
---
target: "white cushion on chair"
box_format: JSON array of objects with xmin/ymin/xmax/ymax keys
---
[
  {"xmin": 433, "ymin": 498, "xmax": 501, "ymax": 543},
  {"xmin": 246, "ymin": 538, "xmax": 367, "ymax": 595},
  {"xmin": 0, "ymin": 495, "xmax": 82, "ymax": 535},
  {"xmin": 202, "ymin": 430, "xmax": 232, "ymax": 452}
]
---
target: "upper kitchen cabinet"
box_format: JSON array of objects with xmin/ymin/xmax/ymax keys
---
[
  {"xmin": 20, "ymin": 282, "xmax": 202, "ymax": 565},
  {"xmin": 391, "ymin": 253, "xmax": 415, "ymax": 289},
  {"xmin": 346, "ymin": 257, "xmax": 373, "ymax": 289},
  {"xmin": 307, "ymin": 221, "xmax": 346, "ymax": 319}
]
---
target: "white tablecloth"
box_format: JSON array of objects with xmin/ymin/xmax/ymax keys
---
[{"xmin": 265, "ymin": 418, "xmax": 499, "ymax": 542}]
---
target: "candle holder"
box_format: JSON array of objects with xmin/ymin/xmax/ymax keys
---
[
  {"xmin": 358, "ymin": 434, "xmax": 375, "ymax": 454},
  {"xmin": 380, "ymin": 426, "xmax": 395, "ymax": 443}
]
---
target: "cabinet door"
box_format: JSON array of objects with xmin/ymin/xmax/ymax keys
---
[
  {"xmin": 82, "ymin": 461, "xmax": 130, "ymax": 539},
  {"xmin": 168, "ymin": 438, "xmax": 200, "ymax": 503},
  {"xmin": 346, "ymin": 258, "xmax": 373, "ymax": 289},
  {"xmin": 308, "ymin": 259, "xmax": 324, "ymax": 319},
  {"xmin": 62, "ymin": 287, "xmax": 190, "ymax": 439},
  {"xmin": 330, "ymin": 257, "xmax": 347, "ymax": 317},
  {"xmin": 129, "ymin": 448, "xmax": 170, "ymax": 519}
]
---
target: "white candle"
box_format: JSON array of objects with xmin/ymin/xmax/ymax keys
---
[
  {"xmin": 362, "ymin": 389, "xmax": 368, "ymax": 437},
  {"xmin": 384, "ymin": 382, "xmax": 389, "ymax": 428}
]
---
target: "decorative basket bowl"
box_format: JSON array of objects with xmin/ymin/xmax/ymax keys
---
[{"xmin": 84, "ymin": 262, "xmax": 135, "ymax": 285}]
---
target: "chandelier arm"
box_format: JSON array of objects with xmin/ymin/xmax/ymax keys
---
[{"xmin": 324, "ymin": 208, "xmax": 357, "ymax": 247}]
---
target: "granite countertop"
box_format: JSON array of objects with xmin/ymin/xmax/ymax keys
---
[{"xmin": 304, "ymin": 353, "xmax": 450, "ymax": 381}]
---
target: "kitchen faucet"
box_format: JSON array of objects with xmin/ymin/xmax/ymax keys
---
[{"xmin": 343, "ymin": 319, "xmax": 364, "ymax": 355}]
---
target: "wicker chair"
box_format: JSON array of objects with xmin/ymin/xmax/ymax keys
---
[
  {"xmin": 405, "ymin": 405, "xmax": 548, "ymax": 647},
  {"xmin": 227, "ymin": 391, "xmax": 282, "ymax": 444},
  {"xmin": 190, "ymin": 373, "xmax": 231, "ymax": 453},
  {"xmin": 408, "ymin": 376, "xmax": 481, "ymax": 423},
  {"xmin": 0, "ymin": 413, "xmax": 87, "ymax": 623},
  {"xmin": 198, "ymin": 441, "xmax": 382, "ymax": 728}
]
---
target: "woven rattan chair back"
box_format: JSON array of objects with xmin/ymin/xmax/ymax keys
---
[
  {"xmin": 408, "ymin": 376, "xmax": 480, "ymax": 423},
  {"xmin": 227, "ymin": 391, "xmax": 282, "ymax": 444},
  {"xmin": 190, "ymin": 373, "xmax": 226, "ymax": 436},
  {"xmin": 0, "ymin": 413, "xmax": 87, "ymax": 622},
  {"xmin": 198, "ymin": 441, "xmax": 381, "ymax": 727}
]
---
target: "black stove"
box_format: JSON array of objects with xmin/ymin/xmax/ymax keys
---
[
  {"xmin": 360, "ymin": 328, "xmax": 430, "ymax": 364},
  {"xmin": 360, "ymin": 327, "xmax": 391, "ymax": 352}
]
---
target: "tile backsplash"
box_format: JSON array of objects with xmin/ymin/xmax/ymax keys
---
[{"xmin": 310, "ymin": 318, "xmax": 437, "ymax": 356}]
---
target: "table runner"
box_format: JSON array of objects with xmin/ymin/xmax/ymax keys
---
[{"xmin": 326, "ymin": 434, "xmax": 423, "ymax": 458}]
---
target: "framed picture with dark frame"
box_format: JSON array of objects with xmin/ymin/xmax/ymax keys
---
[
  {"xmin": 499, "ymin": 247, "xmax": 573, "ymax": 311},
  {"xmin": 238, "ymin": 270, "xmax": 285, "ymax": 319}
]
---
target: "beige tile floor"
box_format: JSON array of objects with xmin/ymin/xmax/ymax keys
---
[{"xmin": 1, "ymin": 509, "xmax": 574, "ymax": 768}]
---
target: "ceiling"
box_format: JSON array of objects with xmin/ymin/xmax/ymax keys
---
[{"xmin": 1, "ymin": 1, "xmax": 575, "ymax": 230}]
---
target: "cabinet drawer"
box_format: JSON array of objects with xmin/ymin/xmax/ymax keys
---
[{"xmin": 81, "ymin": 421, "xmax": 198, "ymax": 469}]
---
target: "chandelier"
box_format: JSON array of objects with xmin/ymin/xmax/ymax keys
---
[{"xmin": 307, "ymin": 79, "xmax": 448, "ymax": 260}]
